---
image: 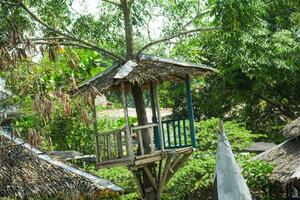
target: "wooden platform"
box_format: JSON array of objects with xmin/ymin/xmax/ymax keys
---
[{"xmin": 97, "ymin": 147, "xmax": 193, "ymax": 169}]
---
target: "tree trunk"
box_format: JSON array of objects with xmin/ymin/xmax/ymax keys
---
[{"xmin": 121, "ymin": 1, "xmax": 157, "ymax": 199}]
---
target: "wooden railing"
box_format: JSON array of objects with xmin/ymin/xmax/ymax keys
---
[
  {"xmin": 162, "ymin": 117, "xmax": 192, "ymax": 148},
  {"xmin": 97, "ymin": 128, "xmax": 133, "ymax": 163},
  {"xmin": 96, "ymin": 118, "xmax": 194, "ymax": 167},
  {"xmin": 130, "ymin": 123, "xmax": 158, "ymax": 155}
]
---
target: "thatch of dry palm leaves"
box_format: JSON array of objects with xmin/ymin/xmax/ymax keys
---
[
  {"xmin": 74, "ymin": 55, "xmax": 216, "ymax": 94},
  {"xmin": 255, "ymin": 117, "xmax": 300, "ymax": 186},
  {"xmin": 283, "ymin": 117, "xmax": 300, "ymax": 138},
  {"xmin": 0, "ymin": 131, "xmax": 122, "ymax": 199}
]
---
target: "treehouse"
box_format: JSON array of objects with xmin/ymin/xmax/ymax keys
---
[{"xmin": 74, "ymin": 55, "xmax": 216, "ymax": 199}]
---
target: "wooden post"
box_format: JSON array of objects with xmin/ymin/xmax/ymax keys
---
[
  {"xmin": 121, "ymin": 82, "xmax": 134, "ymax": 159},
  {"xmin": 150, "ymin": 83, "xmax": 160, "ymax": 149},
  {"xmin": 153, "ymin": 84, "xmax": 164, "ymax": 151},
  {"xmin": 185, "ymin": 74, "xmax": 196, "ymax": 148},
  {"xmin": 92, "ymin": 96, "xmax": 101, "ymax": 163}
]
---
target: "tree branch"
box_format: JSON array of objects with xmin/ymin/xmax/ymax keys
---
[
  {"xmin": 102, "ymin": 0, "xmax": 121, "ymax": 7},
  {"xmin": 182, "ymin": 8, "xmax": 213, "ymax": 29},
  {"xmin": 136, "ymin": 27, "xmax": 219, "ymax": 57},
  {"xmin": 19, "ymin": 2, "xmax": 125, "ymax": 61},
  {"xmin": 33, "ymin": 41, "xmax": 96, "ymax": 51},
  {"xmin": 0, "ymin": 1, "xmax": 19, "ymax": 6}
]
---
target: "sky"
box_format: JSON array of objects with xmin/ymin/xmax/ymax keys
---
[{"xmin": 71, "ymin": 0, "xmax": 101, "ymax": 16}]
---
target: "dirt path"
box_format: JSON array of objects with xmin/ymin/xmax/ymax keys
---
[{"xmin": 97, "ymin": 108, "xmax": 172, "ymax": 121}]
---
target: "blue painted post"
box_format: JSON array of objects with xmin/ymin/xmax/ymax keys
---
[{"xmin": 185, "ymin": 74, "xmax": 196, "ymax": 148}]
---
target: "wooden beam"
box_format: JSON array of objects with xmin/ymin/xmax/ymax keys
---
[
  {"xmin": 116, "ymin": 132, "xmax": 123, "ymax": 158},
  {"xmin": 92, "ymin": 97, "xmax": 101, "ymax": 163},
  {"xmin": 165, "ymin": 153, "xmax": 192, "ymax": 184},
  {"xmin": 121, "ymin": 82, "xmax": 134, "ymax": 159},
  {"xmin": 153, "ymin": 84, "xmax": 165, "ymax": 151},
  {"xmin": 157, "ymin": 152, "xmax": 175, "ymax": 199},
  {"xmin": 96, "ymin": 157, "xmax": 133, "ymax": 169},
  {"xmin": 137, "ymin": 130, "xmax": 145, "ymax": 155},
  {"xmin": 144, "ymin": 166, "xmax": 157, "ymax": 190},
  {"xmin": 132, "ymin": 171, "xmax": 145, "ymax": 198},
  {"xmin": 134, "ymin": 155, "xmax": 162, "ymax": 166}
]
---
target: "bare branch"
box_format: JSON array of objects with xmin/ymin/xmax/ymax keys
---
[
  {"xmin": 102, "ymin": 0, "xmax": 121, "ymax": 7},
  {"xmin": 19, "ymin": 2, "xmax": 125, "ymax": 61},
  {"xmin": 136, "ymin": 27, "xmax": 219, "ymax": 57}
]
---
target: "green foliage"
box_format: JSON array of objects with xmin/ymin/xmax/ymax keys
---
[
  {"xmin": 170, "ymin": 0, "xmax": 300, "ymax": 139},
  {"xmin": 88, "ymin": 166, "xmax": 139, "ymax": 200},
  {"xmin": 42, "ymin": 111, "xmax": 94, "ymax": 154},
  {"xmin": 196, "ymin": 118, "xmax": 262, "ymax": 152},
  {"xmin": 164, "ymin": 152, "xmax": 216, "ymax": 200}
]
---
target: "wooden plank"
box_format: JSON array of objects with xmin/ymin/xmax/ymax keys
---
[
  {"xmin": 107, "ymin": 134, "xmax": 111, "ymax": 160},
  {"xmin": 121, "ymin": 82, "xmax": 134, "ymax": 160},
  {"xmin": 149, "ymin": 127, "xmax": 155, "ymax": 153},
  {"xmin": 116, "ymin": 132, "xmax": 123, "ymax": 158},
  {"xmin": 144, "ymin": 166, "xmax": 157, "ymax": 190},
  {"xmin": 135, "ymin": 150, "xmax": 162, "ymax": 160},
  {"xmin": 102, "ymin": 135, "xmax": 106, "ymax": 161},
  {"xmin": 153, "ymin": 84, "xmax": 164, "ymax": 151},
  {"xmin": 96, "ymin": 157, "xmax": 133, "ymax": 169},
  {"xmin": 134, "ymin": 155, "xmax": 162, "ymax": 166},
  {"xmin": 174, "ymin": 146, "xmax": 193, "ymax": 154},
  {"xmin": 113, "ymin": 133, "xmax": 117, "ymax": 158},
  {"xmin": 137, "ymin": 130, "xmax": 145, "ymax": 155},
  {"xmin": 131, "ymin": 123, "xmax": 158, "ymax": 130}
]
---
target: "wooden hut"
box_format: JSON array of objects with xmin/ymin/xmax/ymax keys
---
[
  {"xmin": 255, "ymin": 117, "xmax": 300, "ymax": 199},
  {"xmin": 0, "ymin": 131, "xmax": 122, "ymax": 199},
  {"xmin": 73, "ymin": 54, "xmax": 216, "ymax": 198}
]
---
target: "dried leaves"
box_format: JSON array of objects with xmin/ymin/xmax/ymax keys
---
[{"xmin": 27, "ymin": 128, "xmax": 41, "ymax": 147}]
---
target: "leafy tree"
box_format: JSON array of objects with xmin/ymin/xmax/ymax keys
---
[
  {"xmin": 170, "ymin": 0, "xmax": 300, "ymax": 138},
  {"xmin": 0, "ymin": 0, "xmax": 218, "ymax": 199}
]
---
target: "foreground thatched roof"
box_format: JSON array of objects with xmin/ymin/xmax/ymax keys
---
[
  {"xmin": 0, "ymin": 131, "xmax": 122, "ymax": 199},
  {"xmin": 75, "ymin": 55, "xmax": 216, "ymax": 94},
  {"xmin": 283, "ymin": 117, "xmax": 300, "ymax": 138},
  {"xmin": 244, "ymin": 142, "xmax": 277, "ymax": 153},
  {"xmin": 254, "ymin": 136, "xmax": 300, "ymax": 185}
]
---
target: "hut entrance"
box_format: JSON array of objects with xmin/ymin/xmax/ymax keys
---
[{"xmin": 73, "ymin": 55, "xmax": 216, "ymax": 199}]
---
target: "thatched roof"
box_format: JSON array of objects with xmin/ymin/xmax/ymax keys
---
[
  {"xmin": 254, "ymin": 137, "xmax": 300, "ymax": 185},
  {"xmin": 0, "ymin": 131, "xmax": 122, "ymax": 199},
  {"xmin": 283, "ymin": 117, "xmax": 300, "ymax": 138},
  {"xmin": 244, "ymin": 142, "xmax": 277, "ymax": 153},
  {"xmin": 75, "ymin": 55, "xmax": 216, "ymax": 94}
]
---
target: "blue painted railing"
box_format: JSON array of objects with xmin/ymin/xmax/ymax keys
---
[{"xmin": 160, "ymin": 117, "xmax": 194, "ymax": 149}]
